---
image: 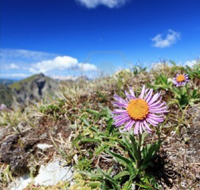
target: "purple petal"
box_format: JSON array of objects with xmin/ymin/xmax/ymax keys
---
[
  {"xmin": 143, "ymin": 120, "xmax": 152, "ymax": 133},
  {"xmin": 113, "ymin": 95, "xmax": 128, "ymax": 105},
  {"xmin": 139, "ymin": 85, "xmax": 146, "ymax": 99},
  {"xmin": 112, "ymin": 109, "xmax": 127, "ymax": 114},
  {"xmin": 113, "ymin": 113, "xmax": 129, "ymax": 121},
  {"xmin": 112, "ymin": 101, "xmax": 128, "ymax": 108},
  {"xmin": 149, "ymin": 106, "xmax": 168, "ymax": 112},
  {"xmin": 134, "ymin": 121, "xmax": 140, "ymax": 135},
  {"xmin": 124, "ymin": 120, "xmax": 135, "ymax": 131},
  {"xmin": 113, "ymin": 115, "xmax": 129, "ymax": 121},
  {"xmin": 114, "ymin": 116, "xmax": 131, "ymax": 127},
  {"xmin": 148, "ymin": 98, "xmax": 163, "ymax": 107},
  {"xmin": 173, "ymin": 80, "xmax": 178, "ymax": 85},
  {"xmin": 146, "ymin": 118, "xmax": 159, "ymax": 126},
  {"xmin": 125, "ymin": 91, "xmax": 136, "ymax": 101},
  {"xmin": 148, "ymin": 92, "xmax": 161, "ymax": 105},
  {"xmin": 139, "ymin": 122, "xmax": 143, "ymax": 134},
  {"xmin": 149, "ymin": 102, "xmax": 166, "ymax": 109},
  {"xmin": 145, "ymin": 89, "xmax": 153, "ymax": 103},
  {"xmin": 148, "ymin": 114, "xmax": 164, "ymax": 122},
  {"xmin": 129, "ymin": 88, "xmax": 136, "ymax": 98}
]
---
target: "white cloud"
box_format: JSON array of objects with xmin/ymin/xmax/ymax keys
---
[
  {"xmin": 29, "ymin": 56, "xmax": 78, "ymax": 73},
  {"xmin": 0, "ymin": 49, "xmax": 57, "ymax": 61},
  {"xmin": 52, "ymin": 75, "xmax": 78, "ymax": 81},
  {"xmin": 5, "ymin": 63, "xmax": 20, "ymax": 69},
  {"xmin": 29, "ymin": 56, "xmax": 98, "ymax": 74},
  {"xmin": 78, "ymin": 63, "xmax": 97, "ymax": 71},
  {"xmin": 152, "ymin": 29, "xmax": 180, "ymax": 48},
  {"xmin": 76, "ymin": 0, "xmax": 128, "ymax": 8},
  {"xmin": 0, "ymin": 49, "xmax": 57, "ymax": 73},
  {"xmin": 185, "ymin": 60, "xmax": 197, "ymax": 67},
  {"xmin": 0, "ymin": 49, "xmax": 98, "ymax": 79},
  {"xmin": 1, "ymin": 73, "xmax": 29, "ymax": 78}
]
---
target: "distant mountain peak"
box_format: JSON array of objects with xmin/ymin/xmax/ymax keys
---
[{"xmin": 37, "ymin": 73, "xmax": 45, "ymax": 78}]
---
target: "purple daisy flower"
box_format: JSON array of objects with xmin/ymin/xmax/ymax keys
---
[
  {"xmin": 112, "ymin": 86, "xmax": 168, "ymax": 135},
  {"xmin": 0, "ymin": 104, "xmax": 7, "ymax": 110},
  {"xmin": 173, "ymin": 74, "xmax": 189, "ymax": 87}
]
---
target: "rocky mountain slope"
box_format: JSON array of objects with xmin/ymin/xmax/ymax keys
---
[
  {"xmin": 0, "ymin": 84, "xmax": 16, "ymax": 107},
  {"xmin": 0, "ymin": 74, "xmax": 59, "ymax": 108}
]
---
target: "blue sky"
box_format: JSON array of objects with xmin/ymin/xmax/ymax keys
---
[{"xmin": 0, "ymin": 0, "xmax": 200, "ymax": 80}]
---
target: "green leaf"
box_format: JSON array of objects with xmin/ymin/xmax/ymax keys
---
[
  {"xmin": 107, "ymin": 118, "xmax": 115, "ymax": 134},
  {"xmin": 80, "ymin": 138, "xmax": 100, "ymax": 143},
  {"xmin": 113, "ymin": 171, "xmax": 130, "ymax": 180},
  {"xmin": 135, "ymin": 183, "xmax": 154, "ymax": 189},
  {"xmin": 107, "ymin": 150, "xmax": 135, "ymax": 177},
  {"xmin": 86, "ymin": 109, "xmax": 99, "ymax": 115},
  {"xmin": 95, "ymin": 144, "xmax": 109, "ymax": 155},
  {"xmin": 79, "ymin": 171, "xmax": 102, "ymax": 180},
  {"xmin": 89, "ymin": 126, "xmax": 99, "ymax": 133},
  {"xmin": 88, "ymin": 182, "xmax": 100, "ymax": 188},
  {"xmin": 122, "ymin": 180, "xmax": 132, "ymax": 190},
  {"xmin": 141, "ymin": 142, "xmax": 160, "ymax": 170},
  {"xmin": 129, "ymin": 135, "xmax": 140, "ymax": 161},
  {"xmin": 98, "ymin": 168, "xmax": 121, "ymax": 190},
  {"xmin": 81, "ymin": 118, "xmax": 91, "ymax": 127}
]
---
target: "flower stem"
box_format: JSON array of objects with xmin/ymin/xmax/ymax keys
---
[{"xmin": 136, "ymin": 133, "xmax": 142, "ymax": 169}]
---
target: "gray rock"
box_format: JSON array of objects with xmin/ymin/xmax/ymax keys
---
[{"xmin": 7, "ymin": 160, "xmax": 73, "ymax": 190}]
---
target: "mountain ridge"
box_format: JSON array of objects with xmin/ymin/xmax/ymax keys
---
[{"xmin": 0, "ymin": 73, "xmax": 59, "ymax": 108}]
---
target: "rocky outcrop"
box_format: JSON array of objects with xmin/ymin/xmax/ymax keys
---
[
  {"xmin": 0, "ymin": 74, "xmax": 59, "ymax": 108},
  {"xmin": 14, "ymin": 74, "xmax": 58, "ymax": 106}
]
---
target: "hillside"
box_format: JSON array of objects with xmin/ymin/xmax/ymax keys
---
[
  {"xmin": 9, "ymin": 73, "xmax": 58, "ymax": 92},
  {"xmin": 0, "ymin": 62, "xmax": 200, "ymax": 190},
  {"xmin": 10, "ymin": 73, "xmax": 59, "ymax": 106},
  {"xmin": 0, "ymin": 73, "xmax": 59, "ymax": 108},
  {"xmin": 0, "ymin": 84, "xmax": 16, "ymax": 107}
]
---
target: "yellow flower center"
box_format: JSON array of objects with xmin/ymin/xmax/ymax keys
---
[
  {"xmin": 176, "ymin": 74, "xmax": 185, "ymax": 82},
  {"xmin": 127, "ymin": 99, "xmax": 149, "ymax": 120}
]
